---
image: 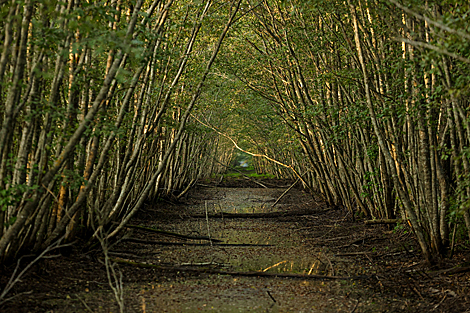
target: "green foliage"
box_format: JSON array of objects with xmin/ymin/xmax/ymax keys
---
[
  {"xmin": 361, "ymin": 170, "xmax": 380, "ymax": 199},
  {"xmin": 0, "ymin": 188, "xmax": 14, "ymax": 213},
  {"xmin": 0, "ymin": 182, "xmax": 40, "ymax": 215}
]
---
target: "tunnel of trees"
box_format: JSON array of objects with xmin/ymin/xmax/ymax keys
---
[{"xmin": 0, "ymin": 0, "xmax": 469, "ymax": 266}]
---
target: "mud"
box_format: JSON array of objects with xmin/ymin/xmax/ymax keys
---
[{"xmin": 1, "ymin": 180, "xmax": 469, "ymax": 312}]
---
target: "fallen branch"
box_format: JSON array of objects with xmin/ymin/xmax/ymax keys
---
[
  {"xmin": 190, "ymin": 114, "xmax": 317, "ymax": 199},
  {"xmin": 205, "ymin": 201, "xmax": 213, "ymax": 247},
  {"xmin": 322, "ymin": 235, "xmax": 353, "ymax": 242},
  {"xmin": 267, "ymin": 290, "xmax": 277, "ymax": 303},
  {"xmin": 243, "ymin": 176, "xmax": 268, "ymax": 188},
  {"xmin": 364, "ymin": 219, "xmax": 402, "ymax": 225},
  {"xmin": 179, "ymin": 261, "xmax": 228, "ymax": 267},
  {"xmin": 108, "ymin": 251, "xmax": 147, "ymax": 259},
  {"xmin": 176, "ymin": 178, "xmax": 197, "ymax": 199},
  {"xmin": 111, "ymin": 258, "xmax": 366, "ymax": 280},
  {"xmin": 122, "ymin": 224, "xmax": 222, "ymax": 242},
  {"xmin": 334, "ymin": 236, "xmax": 376, "ymax": 249},
  {"xmin": 271, "ymin": 175, "xmax": 301, "ymax": 207},
  {"xmin": 122, "ymin": 238, "xmax": 273, "ymax": 247},
  {"xmin": 334, "ymin": 251, "xmax": 376, "ymax": 257},
  {"xmin": 430, "ymin": 266, "xmax": 470, "ymax": 276},
  {"xmin": 263, "ymin": 260, "xmax": 287, "ymax": 272},
  {"xmin": 97, "ymin": 225, "xmax": 124, "ymax": 313},
  {"xmin": 324, "ymin": 253, "xmax": 335, "ymax": 276},
  {"xmin": 375, "ymin": 250, "xmax": 415, "ymax": 258},
  {"xmin": 190, "ymin": 209, "xmax": 315, "ymax": 219},
  {"xmin": 0, "ymin": 236, "xmax": 73, "ymax": 306},
  {"xmin": 76, "ymin": 294, "xmax": 94, "ymax": 313}
]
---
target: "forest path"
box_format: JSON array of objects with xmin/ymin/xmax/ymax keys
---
[
  {"xmin": 106, "ymin": 185, "xmax": 421, "ymax": 312},
  {"xmin": 3, "ymin": 183, "xmax": 466, "ymax": 312},
  {"xmin": 132, "ymin": 186, "xmax": 358, "ymax": 312}
]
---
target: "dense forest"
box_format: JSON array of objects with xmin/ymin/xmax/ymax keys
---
[{"xmin": 0, "ymin": 0, "xmax": 469, "ymax": 274}]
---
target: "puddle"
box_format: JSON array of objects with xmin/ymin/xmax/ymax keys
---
[
  {"xmin": 191, "ymin": 187, "xmax": 302, "ymax": 214},
  {"xmin": 150, "ymin": 187, "xmax": 325, "ymax": 276},
  {"xmin": 40, "ymin": 187, "xmax": 411, "ymax": 313},
  {"xmin": 122, "ymin": 275, "xmax": 369, "ymax": 313},
  {"xmin": 130, "ymin": 187, "xmax": 363, "ymax": 312}
]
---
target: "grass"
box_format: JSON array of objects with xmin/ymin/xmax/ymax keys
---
[{"xmin": 213, "ymin": 166, "xmax": 276, "ymax": 179}]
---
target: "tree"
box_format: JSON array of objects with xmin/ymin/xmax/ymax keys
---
[
  {"xmin": 209, "ymin": 0, "xmax": 470, "ymax": 263},
  {"xmin": 0, "ymin": 0, "xmax": 241, "ymax": 263}
]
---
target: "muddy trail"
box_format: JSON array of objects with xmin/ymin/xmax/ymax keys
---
[{"xmin": 2, "ymin": 179, "xmax": 470, "ymax": 312}]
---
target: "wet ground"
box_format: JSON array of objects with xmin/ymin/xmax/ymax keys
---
[{"xmin": 1, "ymin": 179, "xmax": 470, "ymax": 312}]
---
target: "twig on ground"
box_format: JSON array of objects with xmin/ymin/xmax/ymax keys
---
[
  {"xmin": 121, "ymin": 238, "xmax": 272, "ymax": 247},
  {"xmin": 243, "ymin": 176, "xmax": 268, "ymax": 188},
  {"xmin": 76, "ymin": 294, "xmax": 94, "ymax": 313},
  {"xmin": 333, "ymin": 236, "xmax": 373, "ymax": 249},
  {"xmin": 179, "ymin": 261, "xmax": 228, "ymax": 267},
  {"xmin": 350, "ymin": 298, "xmax": 359, "ymax": 313},
  {"xmin": 430, "ymin": 265, "xmax": 470, "ymax": 276},
  {"xmin": 412, "ymin": 284, "xmax": 425, "ymax": 301},
  {"xmin": 322, "ymin": 235, "xmax": 353, "ymax": 242},
  {"xmin": 432, "ymin": 294, "xmax": 447, "ymax": 311},
  {"xmin": 176, "ymin": 178, "xmax": 197, "ymax": 199},
  {"xmin": 0, "ymin": 290, "xmax": 33, "ymax": 306},
  {"xmin": 378, "ymin": 250, "xmax": 415, "ymax": 259},
  {"xmin": 121, "ymin": 224, "xmax": 222, "ymax": 242},
  {"xmin": 108, "ymin": 251, "xmax": 146, "ymax": 259},
  {"xmin": 0, "ymin": 236, "xmax": 73, "ymax": 306},
  {"xmin": 271, "ymin": 175, "xmax": 302, "ymax": 207},
  {"xmin": 96, "ymin": 227, "xmax": 124, "ymax": 313},
  {"xmin": 205, "ymin": 201, "xmax": 213, "ymax": 247},
  {"xmin": 324, "ymin": 254, "xmax": 335, "ymax": 276},
  {"xmin": 307, "ymin": 262, "xmax": 317, "ymax": 275},
  {"xmin": 316, "ymin": 211, "xmax": 350, "ymax": 239},
  {"xmin": 263, "ymin": 260, "xmax": 287, "ymax": 272},
  {"xmin": 267, "ymin": 290, "xmax": 277, "ymax": 303},
  {"xmin": 364, "ymin": 219, "xmax": 402, "ymax": 225},
  {"xmin": 190, "ymin": 209, "xmax": 315, "ymax": 219},
  {"xmin": 112, "ymin": 258, "xmax": 368, "ymax": 280},
  {"xmin": 334, "ymin": 251, "xmax": 376, "ymax": 257}
]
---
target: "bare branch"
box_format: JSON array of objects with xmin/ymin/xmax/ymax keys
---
[
  {"xmin": 394, "ymin": 37, "xmax": 470, "ymax": 64},
  {"xmin": 0, "ymin": 236, "xmax": 73, "ymax": 305},
  {"xmin": 191, "ymin": 113, "xmax": 314, "ymax": 194},
  {"xmin": 388, "ymin": 0, "xmax": 470, "ymax": 41}
]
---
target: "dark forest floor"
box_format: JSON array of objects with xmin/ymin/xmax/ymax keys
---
[{"xmin": 1, "ymin": 177, "xmax": 470, "ymax": 312}]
